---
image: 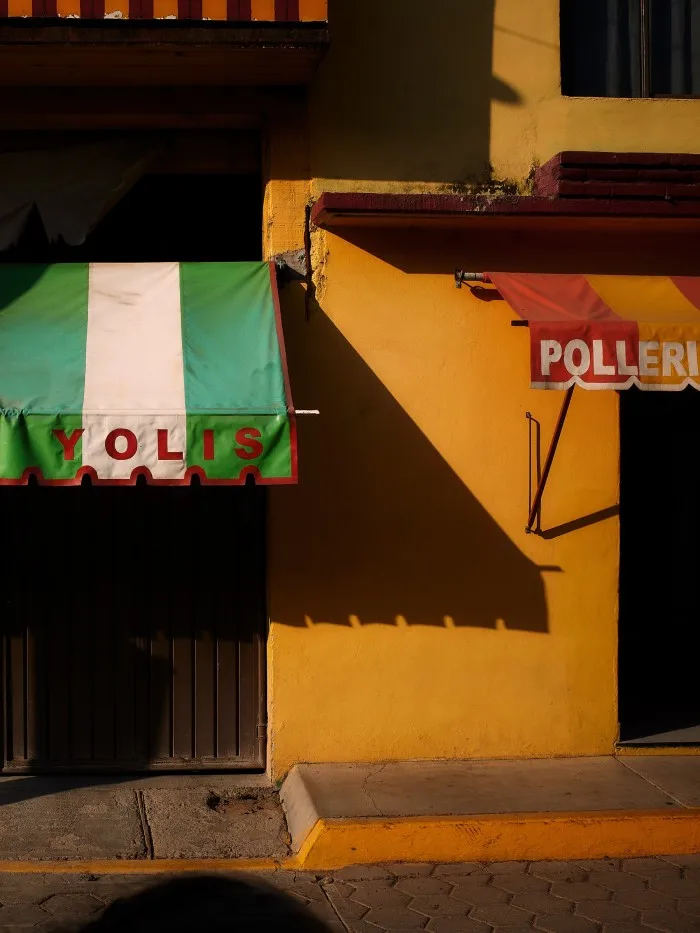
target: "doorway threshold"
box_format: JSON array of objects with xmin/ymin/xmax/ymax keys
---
[{"xmin": 618, "ymin": 725, "xmax": 700, "ymax": 746}]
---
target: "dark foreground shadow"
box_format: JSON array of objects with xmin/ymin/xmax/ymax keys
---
[{"xmin": 63, "ymin": 875, "xmax": 331, "ymax": 933}]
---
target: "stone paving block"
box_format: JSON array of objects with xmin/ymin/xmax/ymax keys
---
[
  {"xmin": 603, "ymin": 924, "xmax": 651, "ymax": 933},
  {"xmin": 0, "ymin": 905, "xmax": 50, "ymax": 926},
  {"xmin": 431, "ymin": 864, "xmax": 489, "ymax": 878},
  {"xmin": 326, "ymin": 896, "xmax": 369, "ymax": 921},
  {"xmin": 664, "ymin": 857, "xmax": 700, "ymax": 869},
  {"xmin": 642, "ymin": 909, "xmax": 700, "ymax": 932},
  {"xmin": 511, "ymin": 892, "xmax": 574, "ymax": 915},
  {"xmin": 287, "ymin": 890, "xmax": 312, "ymax": 907},
  {"xmin": 530, "ymin": 863, "xmax": 589, "ymax": 883},
  {"xmin": 36, "ymin": 921, "xmax": 77, "ymax": 933},
  {"xmin": 615, "ymin": 890, "xmax": 678, "ymax": 911},
  {"xmin": 626, "ymin": 861, "xmax": 682, "ymax": 880},
  {"xmin": 323, "ymin": 880, "xmax": 355, "ymax": 898},
  {"xmin": 486, "ymin": 862, "xmax": 530, "ymax": 874},
  {"xmin": 470, "ymin": 903, "xmax": 535, "ymax": 926},
  {"xmin": 396, "ymin": 878, "xmax": 453, "ymax": 896},
  {"xmin": 577, "ymin": 859, "xmax": 621, "ymax": 871},
  {"xmin": 426, "ymin": 919, "xmax": 491, "ymax": 933},
  {"xmin": 681, "ymin": 900, "xmax": 700, "ymax": 918},
  {"xmin": 350, "ymin": 883, "xmax": 410, "ymax": 909},
  {"xmin": 0, "ymin": 880, "xmax": 103, "ymax": 908},
  {"xmin": 386, "ymin": 863, "xmax": 436, "ymax": 877},
  {"xmin": 493, "ymin": 927, "xmax": 539, "ymax": 933},
  {"xmin": 551, "ymin": 881, "xmax": 614, "ymax": 901},
  {"xmin": 254, "ymin": 870, "xmax": 301, "ymax": 890},
  {"xmin": 408, "ymin": 894, "xmax": 471, "ymax": 918},
  {"xmin": 39, "ymin": 893, "xmax": 103, "ymax": 919},
  {"xmin": 650, "ymin": 879, "xmax": 700, "ymax": 899},
  {"xmin": 451, "ymin": 882, "xmax": 511, "ymax": 905},
  {"xmin": 345, "ymin": 922, "xmax": 387, "ymax": 933},
  {"xmin": 535, "ymin": 913, "xmax": 601, "ymax": 933},
  {"xmin": 363, "ymin": 906, "xmax": 429, "ymax": 929},
  {"xmin": 334, "ymin": 865, "xmax": 395, "ymax": 882},
  {"xmin": 492, "ymin": 873, "xmax": 551, "ymax": 893},
  {"xmin": 575, "ymin": 899, "xmax": 640, "ymax": 922},
  {"xmin": 624, "ymin": 859, "xmax": 673, "ymax": 873},
  {"xmin": 286, "ymin": 881, "xmax": 328, "ymax": 903},
  {"xmin": 304, "ymin": 898, "xmax": 347, "ymax": 932},
  {"xmin": 591, "ymin": 870, "xmax": 648, "ymax": 891}
]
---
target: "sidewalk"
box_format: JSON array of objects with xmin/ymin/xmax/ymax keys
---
[
  {"xmin": 0, "ymin": 757, "xmax": 698, "ymax": 871},
  {"xmin": 0, "ymin": 773, "xmax": 289, "ymax": 861}
]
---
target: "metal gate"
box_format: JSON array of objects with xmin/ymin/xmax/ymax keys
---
[{"xmin": 1, "ymin": 482, "xmax": 267, "ymax": 772}]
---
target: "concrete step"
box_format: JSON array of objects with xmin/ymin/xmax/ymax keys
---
[{"xmin": 279, "ymin": 756, "xmax": 700, "ymax": 869}]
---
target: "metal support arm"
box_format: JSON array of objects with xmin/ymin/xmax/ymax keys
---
[{"xmin": 525, "ymin": 385, "xmax": 575, "ymax": 534}]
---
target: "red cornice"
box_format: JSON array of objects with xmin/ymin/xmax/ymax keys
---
[{"xmin": 311, "ymin": 192, "xmax": 700, "ymax": 231}]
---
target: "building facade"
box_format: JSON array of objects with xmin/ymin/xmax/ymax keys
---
[{"xmin": 1, "ymin": 0, "xmax": 698, "ymax": 780}]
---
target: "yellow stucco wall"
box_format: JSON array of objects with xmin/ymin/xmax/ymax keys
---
[{"xmin": 264, "ymin": 0, "xmax": 700, "ymax": 779}]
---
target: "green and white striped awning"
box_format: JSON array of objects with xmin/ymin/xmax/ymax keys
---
[{"xmin": 0, "ymin": 261, "xmax": 297, "ymax": 485}]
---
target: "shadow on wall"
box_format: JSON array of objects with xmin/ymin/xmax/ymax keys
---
[
  {"xmin": 327, "ymin": 226, "xmax": 700, "ymax": 278},
  {"xmin": 312, "ymin": 0, "xmax": 521, "ymax": 185},
  {"xmin": 271, "ymin": 283, "xmax": 550, "ymax": 634}
]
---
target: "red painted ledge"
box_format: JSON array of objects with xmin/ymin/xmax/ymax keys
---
[{"xmin": 310, "ymin": 192, "xmax": 700, "ymax": 231}]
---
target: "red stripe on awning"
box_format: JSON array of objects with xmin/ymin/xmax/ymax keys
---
[
  {"xmin": 227, "ymin": 0, "xmax": 251, "ymax": 17},
  {"xmin": 671, "ymin": 277, "xmax": 700, "ymax": 311},
  {"xmin": 276, "ymin": 0, "xmax": 298, "ymax": 19},
  {"xmin": 487, "ymin": 272, "xmax": 619, "ymax": 323}
]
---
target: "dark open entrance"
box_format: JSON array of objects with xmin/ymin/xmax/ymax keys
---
[
  {"xmin": 1, "ymin": 133, "xmax": 269, "ymax": 772},
  {"xmin": 619, "ymin": 386, "xmax": 700, "ymax": 745}
]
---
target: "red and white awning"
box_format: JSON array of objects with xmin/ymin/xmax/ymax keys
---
[{"xmin": 488, "ymin": 272, "xmax": 700, "ymax": 391}]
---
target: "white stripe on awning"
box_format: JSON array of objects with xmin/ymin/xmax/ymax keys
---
[{"xmin": 82, "ymin": 262, "xmax": 187, "ymax": 480}]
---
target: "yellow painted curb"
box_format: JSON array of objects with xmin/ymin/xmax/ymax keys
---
[{"xmin": 294, "ymin": 810, "xmax": 700, "ymax": 871}]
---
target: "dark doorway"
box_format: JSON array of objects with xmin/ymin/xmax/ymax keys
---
[
  {"xmin": 619, "ymin": 387, "xmax": 700, "ymax": 744},
  {"xmin": 1, "ymin": 149, "xmax": 268, "ymax": 772}
]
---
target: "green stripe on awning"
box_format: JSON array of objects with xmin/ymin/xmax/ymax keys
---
[{"xmin": 0, "ymin": 264, "xmax": 89, "ymax": 414}]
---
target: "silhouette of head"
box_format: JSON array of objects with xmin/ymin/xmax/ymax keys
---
[{"xmin": 76, "ymin": 875, "xmax": 332, "ymax": 933}]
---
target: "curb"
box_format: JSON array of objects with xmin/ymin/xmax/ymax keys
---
[
  {"xmin": 0, "ymin": 810, "xmax": 697, "ymax": 873},
  {"xmin": 293, "ymin": 809, "xmax": 700, "ymax": 870}
]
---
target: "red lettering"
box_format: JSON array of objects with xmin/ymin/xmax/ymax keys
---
[
  {"xmin": 234, "ymin": 427, "xmax": 263, "ymax": 461},
  {"xmin": 203, "ymin": 429, "xmax": 215, "ymax": 461},
  {"xmin": 105, "ymin": 428, "xmax": 138, "ymax": 461},
  {"xmin": 53, "ymin": 428, "xmax": 84, "ymax": 461},
  {"xmin": 157, "ymin": 429, "xmax": 183, "ymax": 461}
]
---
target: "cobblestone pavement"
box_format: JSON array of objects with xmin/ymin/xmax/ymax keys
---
[{"xmin": 1, "ymin": 856, "xmax": 700, "ymax": 932}]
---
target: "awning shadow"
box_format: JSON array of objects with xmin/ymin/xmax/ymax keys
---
[{"xmin": 271, "ymin": 284, "xmax": 552, "ymax": 633}]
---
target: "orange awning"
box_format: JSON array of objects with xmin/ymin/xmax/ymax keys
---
[{"xmin": 488, "ymin": 273, "xmax": 700, "ymax": 391}]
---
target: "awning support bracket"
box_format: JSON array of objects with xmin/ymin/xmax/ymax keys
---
[{"xmin": 525, "ymin": 385, "xmax": 575, "ymax": 534}]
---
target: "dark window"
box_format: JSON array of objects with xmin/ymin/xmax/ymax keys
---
[{"xmin": 561, "ymin": 0, "xmax": 700, "ymax": 97}]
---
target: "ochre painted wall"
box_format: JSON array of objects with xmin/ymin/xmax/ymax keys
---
[{"xmin": 264, "ymin": 0, "xmax": 700, "ymax": 779}]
